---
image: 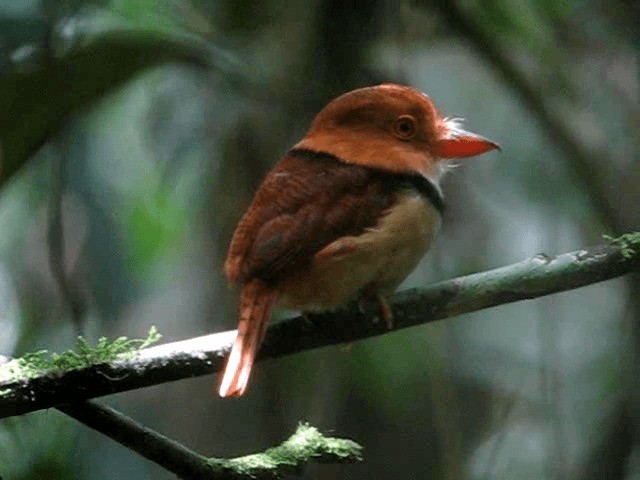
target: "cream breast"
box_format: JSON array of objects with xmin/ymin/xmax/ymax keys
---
[{"xmin": 278, "ymin": 190, "xmax": 441, "ymax": 310}]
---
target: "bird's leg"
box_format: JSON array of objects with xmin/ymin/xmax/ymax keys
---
[
  {"xmin": 360, "ymin": 286, "xmax": 394, "ymax": 329},
  {"xmin": 378, "ymin": 293, "xmax": 393, "ymax": 329}
]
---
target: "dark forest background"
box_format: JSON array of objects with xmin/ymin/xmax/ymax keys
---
[{"xmin": 0, "ymin": 0, "xmax": 638, "ymax": 479}]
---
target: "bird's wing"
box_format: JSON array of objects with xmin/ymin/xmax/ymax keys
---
[{"xmin": 224, "ymin": 150, "xmax": 394, "ymax": 284}]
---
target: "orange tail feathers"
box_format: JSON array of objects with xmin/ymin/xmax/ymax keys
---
[{"xmin": 218, "ymin": 279, "xmax": 278, "ymax": 397}]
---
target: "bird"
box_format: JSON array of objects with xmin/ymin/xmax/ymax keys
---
[{"xmin": 219, "ymin": 83, "xmax": 499, "ymax": 397}]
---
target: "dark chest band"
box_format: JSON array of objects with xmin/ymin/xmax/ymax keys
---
[{"xmin": 288, "ymin": 148, "xmax": 445, "ymax": 214}]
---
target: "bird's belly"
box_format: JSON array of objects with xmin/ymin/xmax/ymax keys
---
[{"xmin": 278, "ymin": 192, "xmax": 441, "ymax": 310}]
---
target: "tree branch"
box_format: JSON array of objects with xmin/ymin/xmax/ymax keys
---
[
  {"xmin": 47, "ymin": 143, "xmax": 88, "ymax": 336},
  {"xmin": 1, "ymin": 235, "xmax": 638, "ymax": 419},
  {"xmin": 59, "ymin": 402, "xmax": 361, "ymax": 480},
  {"xmin": 59, "ymin": 400, "xmax": 214, "ymax": 479}
]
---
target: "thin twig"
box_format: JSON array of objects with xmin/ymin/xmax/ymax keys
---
[
  {"xmin": 44, "ymin": 21, "xmax": 86, "ymax": 335},
  {"xmin": 59, "ymin": 401, "xmax": 214, "ymax": 479},
  {"xmin": 59, "ymin": 402, "xmax": 362, "ymax": 480},
  {"xmin": 1, "ymin": 236, "xmax": 637, "ymax": 419},
  {"xmin": 46, "ymin": 144, "xmax": 87, "ymax": 336}
]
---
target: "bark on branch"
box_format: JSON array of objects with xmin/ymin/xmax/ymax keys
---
[
  {"xmin": 1, "ymin": 235, "xmax": 638, "ymax": 419},
  {"xmin": 58, "ymin": 402, "xmax": 361, "ymax": 480}
]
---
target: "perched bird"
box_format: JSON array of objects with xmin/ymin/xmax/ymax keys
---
[{"xmin": 219, "ymin": 84, "xmax": 499, "ymax": 397}]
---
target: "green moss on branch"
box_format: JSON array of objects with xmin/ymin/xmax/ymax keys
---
[
  {"xmin": 0, "ymin": 327, "xmax": 161, "ymax": 385},
  {"xmin": 208, "ymin": 423, "xmax": 362, "ymax": 478},
  {"xmin": 603, "ymin": 232, "xmax": 640, "ymax": 259},
  {"xmin": 61, "ymin": 400, "xmax": 362, "ymax": 479}
]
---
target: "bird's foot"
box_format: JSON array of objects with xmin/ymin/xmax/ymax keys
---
[
  {"xmin": 377, "ymin": 293, "xmax": 393, "ymax": 330},
  {"xmin": 360, "ymin": 287, "xmax": 394, "ymax": 329}
]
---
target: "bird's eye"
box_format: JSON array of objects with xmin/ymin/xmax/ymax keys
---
[{"xmin": 393, "ymin": 115, "xmax": 417, "ymax": 140}]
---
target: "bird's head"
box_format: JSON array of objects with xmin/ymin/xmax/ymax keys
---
[{"xmin": 294, "ymin": 83, "xmax": 499, "ymax": 185}]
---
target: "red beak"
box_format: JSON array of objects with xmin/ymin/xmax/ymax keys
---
[{"xmin": 434, "ymin": 120, "xmax": 500, "ymax": 159}]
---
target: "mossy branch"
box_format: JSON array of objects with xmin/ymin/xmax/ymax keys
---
[
  {"xmin": 209, "ymin": 423, "xmax": 362, "ymax": 479},
  {"xmin": 0, "ymin": 234, "xmax": 638, "ymax": 418},
  {"xmin": 0, "ymin": 327, "xmax": 161, "ymax": 384},
  {"xmin": 59, "ymin": 401, "xmax": 361, "ymax": 480}
]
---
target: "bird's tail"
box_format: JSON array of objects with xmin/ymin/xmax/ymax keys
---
[{"xmin": 218, "ymin": 279, "xmax": 278, "ymax": 397}]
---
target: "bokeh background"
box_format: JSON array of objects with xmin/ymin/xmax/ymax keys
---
[{"xmin": 0, "ymin": 0, "xmax": 638, "ymax": 479}]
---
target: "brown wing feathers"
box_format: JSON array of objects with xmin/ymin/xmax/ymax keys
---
[{"xmin": 224, "ymin": 149, "xmax": 397, "ymax": 285}]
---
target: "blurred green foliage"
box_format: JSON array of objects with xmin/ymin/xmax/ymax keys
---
[
  {"xmin": 0, "ymin": 412, "xmax": 76, "ymax": 480},
  {"xmin": 0, "ymin": 2, "xmax": 211, "ymax": 190},
  {"xmin": 124, "ymin": 178, "xmax": 189, "ymax": 278}
]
